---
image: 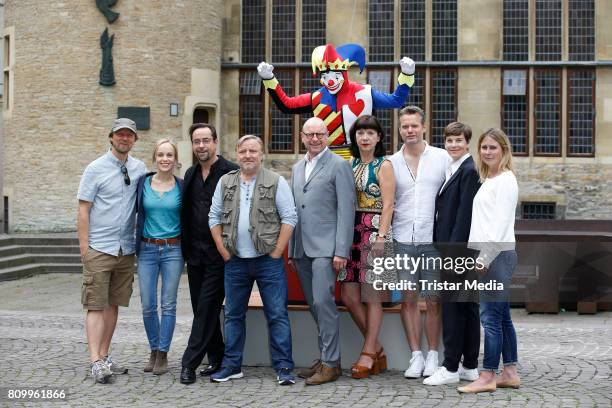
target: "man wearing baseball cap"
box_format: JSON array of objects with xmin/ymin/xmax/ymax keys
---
[{"xmin": 77, "ymin": 118, "xmax": 147, "ymax": 384}]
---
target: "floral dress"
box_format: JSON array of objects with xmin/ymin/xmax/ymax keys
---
[{"xmin": 337, "ymin": 157, "xmax": 396, "ymax": 284}]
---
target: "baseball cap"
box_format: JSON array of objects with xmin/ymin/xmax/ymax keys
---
[{"xmin": 112, "ymin": 118, "xmax": 137, "ymax": 134}]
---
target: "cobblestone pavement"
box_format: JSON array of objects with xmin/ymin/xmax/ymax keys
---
[{"xmin": 1, "ymin": 274, "xmax": 611, "ymax": 407}]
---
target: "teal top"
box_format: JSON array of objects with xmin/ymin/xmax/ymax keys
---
[{"xmin": 143, "ymin": 176, "xmax": 181, "ymax": 239}]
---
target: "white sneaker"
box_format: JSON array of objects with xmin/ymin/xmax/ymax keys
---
[
  {"xmin": 423, "ymin": 366, "xmax": 460, "ymax": 385},
  {"xmin": 423, "ymin": 351, "xmax": 439, "ymax": 377},
  {"xmin": 404, "ymin": 353, "xmax": 425, "ymax": 378},
  {"xmin": 458, "ymin": 364, "xmax": 479, "ymax": 381}
]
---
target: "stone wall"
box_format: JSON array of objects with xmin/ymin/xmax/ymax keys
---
[{"xmin": 3, "ymin": 0, "xmax": 221, "ymax": 231}]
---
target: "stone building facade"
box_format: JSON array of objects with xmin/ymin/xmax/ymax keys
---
[{"xmin": 1, "ymin": 0, "xmax": 611, "ymax": 231}]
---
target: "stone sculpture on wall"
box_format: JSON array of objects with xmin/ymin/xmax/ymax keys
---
[
  {"xmin": 95, "ymin": 0, "xmax": 120, "ymax": 24},
  {"xmin": 99, "ymin": 28, "xmax": 116, "ymax": 86}
]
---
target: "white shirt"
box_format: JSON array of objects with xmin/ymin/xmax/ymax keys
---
[
  {"xmin": 440, "ymin": 153, "xmax": 471, "ymax": 194},
  {"xmin": 389, "ymin": 142, "xmax": 451, "ymax": 244},
  {"xmin": 468, "ymin": 170, "xmax": 518, "ymax": 266},
  {"xmin": 305, "ymin": 147, "xmax": 328, "ymax": 182}
]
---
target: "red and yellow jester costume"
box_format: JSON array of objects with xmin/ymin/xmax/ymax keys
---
[{"xmin": 257, "ymin": 43, "xmax": 415, "ymax": 159}]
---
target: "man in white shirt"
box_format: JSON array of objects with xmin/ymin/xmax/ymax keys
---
[{"xmin": 388, "ymin": 106, "xmax": 451, "ymax": 379}]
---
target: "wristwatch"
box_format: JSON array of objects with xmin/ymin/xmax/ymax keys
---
[{"xmin": 375, "ymin": 232, "xmax": 387, "ymax": 239}]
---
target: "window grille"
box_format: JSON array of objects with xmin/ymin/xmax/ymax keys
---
[
  {"xmin": 272, "ymin": 0, "xmax": 296, "ymax": 63},
  {"xmin": 568, "ymin": 70, "xmax": 595, "ymax": 156},
  {"xmin": 535, "ymin": 0, "xmax": 562, "ymax": 61},
  {"xmin": 522, "ymin": 202, "xmax": 556, "ymax": 219},
  {"xmin": 534, "ymin": 69, "xmax": 561, "ymax": 155},
  {"xmin": 430, "ymin": 69, "xmax": 457, "ymax": 148},
  {"xmin": 502, "ymin": 69, "xmax": 528, "ymax": 155},
  {"xmin": 241, "ymin": 0, "xmax": 266, "ymax": 63},
  {"xmin": 302, "ymin": 0, "xmax": 326, "ymax": 62},
  {"xmin": 400, "ymin": 0, "xmax": 426, "ymax": 62},
  {"xmin": 503, "ymin": 0, "xmax": 529, "ymax": 61},
  {"xmin": 568, "ymin": 0, "xmax": 595, "ymax": 61},
  {"xmin": 369, "ymin": 0, "xmax": 395, "ymax": 62},
  {"xmin": 299, "ymin": 69, "xmax": 322, "ymax": 152},
  {"xmin": 269, "ymin": 70, "xmax": 295, "ymax": 152},
  {"xmin": 239, "ymin": 72, "xmax": 264, "ymax": 139},
  {"xmin": 432, "ymin": 0, "xmax": 457, "ymax": 62},
  {"xmin": 368, "ymin": 70, "xmax": 394, "ymax": 153}
]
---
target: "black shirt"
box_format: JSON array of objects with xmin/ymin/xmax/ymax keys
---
[{"xmin": 181, "ymin": 155, "xmax": 239, "ymax": 265}]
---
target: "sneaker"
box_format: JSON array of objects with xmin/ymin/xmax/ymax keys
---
[
  {"xmin": 90, "ymin": 359, "xmax": 112, "ymax": 384},
  {"xmin": 423, "ymin": 351, "xmax": 439, "ymax": 377},
  {"xmin": 277, "ymin": 368, "xmax": 296, "ymax": 385},
  {"xmin": 104, "ymin": 355, "xmax": 128, "ymax": 374},
  {"xmin": 423, "ymin": 366, "xmax": 460, "ymax": 385},
  {"xmin": 404, "ymin": 353, "xmax": 425, "ymax": 378},
  {"xmin": 458, "ymin": 364, "xmax": 479, "ymax": 381},
  {"xmin": 210, "ymin": 366, "xmax": 244, "ymax": 383}
]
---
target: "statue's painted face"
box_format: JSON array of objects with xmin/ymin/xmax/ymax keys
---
[{"xmin": 320, "ymin": 71, "xmax": 345, "ymax": 94}]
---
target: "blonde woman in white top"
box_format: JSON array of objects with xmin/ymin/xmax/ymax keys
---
[{"xmin": 458, "ymin": 128, "xmax": 520, "ymax": 393}]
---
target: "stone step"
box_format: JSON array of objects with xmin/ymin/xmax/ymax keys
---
[
  {"xmin": 0, "ymin": 263, "xmax": 44, "ymax": 281},
  {"xmin": 19, "ymin": 245, "xmax": 81, "ymax": 254},
  {"xmin": 0, "ymin": 245, "xmax": 26, "ymax": 257},
  {"xmin": 43, "ymin": 263, "xmax": 83, "ymax": 274},
  {"xmin": 29, "ymin": 253, "xmax": 82, "ymax": 264},
  {"xmin": 11, "ymin": 237, "xmax": 79, "ymax": 246},
  {"xmin": 0, "ymin": 254, "xmax": 34, "ymax": 269}
]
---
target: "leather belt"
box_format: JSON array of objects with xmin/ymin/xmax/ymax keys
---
[{"xmin": 142, "ymin": 237, "xmax": 181, "ymax": 245}]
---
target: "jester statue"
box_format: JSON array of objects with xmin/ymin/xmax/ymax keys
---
[{"xmin": 257, "ymin": 43, "xmax": 415, "ymax": 158}]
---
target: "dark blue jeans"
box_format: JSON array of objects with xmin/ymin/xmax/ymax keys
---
[
  {"xmin": 480, "ymin": 250, "xmax": 518, "ymax": 371},
  {"xmin": 222, "ymin": 255, "xmax": 294, "ymax": 370},
  {"xmin": 137, "ymin": 242, "xmax": 184, "ymax": 352}
]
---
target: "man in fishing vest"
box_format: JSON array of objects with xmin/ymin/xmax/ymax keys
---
[{"xmin": 208, "ymin": 135, "xmax": 298, "ymax": 386}]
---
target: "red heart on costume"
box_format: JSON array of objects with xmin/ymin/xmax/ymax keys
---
[{"xmin": 348, "ymin": 99, "xmax": 365, "ymax": 116}]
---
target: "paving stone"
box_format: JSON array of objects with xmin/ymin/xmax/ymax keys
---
[{"xmin": 0, "ymin": 273, "xmax": 611, "ymax": 407}]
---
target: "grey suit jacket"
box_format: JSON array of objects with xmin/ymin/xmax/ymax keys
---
[{"xmin": 289, "ymin": 148, "xmax": 356, "ymax": 259}]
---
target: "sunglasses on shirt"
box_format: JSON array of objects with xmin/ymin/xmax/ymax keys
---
[{"xmin": 120, "ymin": 164, "xmax": 130, "ymax": 185}]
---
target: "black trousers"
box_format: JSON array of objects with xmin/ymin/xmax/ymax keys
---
[
  {"xmin": 181, "ymin": 262, "xmax": 225, "ymax": 369},
  {"xmin": 442, "ymin": 301, "xmax": 480, "ymax": 372}
]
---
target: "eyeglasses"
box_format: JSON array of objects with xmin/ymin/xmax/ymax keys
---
[
  {"xmin": 192, "ymin": 138, "xmax": 214, "ymax": 146},
  {"xmin": 120, "ymin": 164, "xmax": 131, "ymax": 185},
  {"xmin": 301, "ymin": 132, "xmax": 327, "ymax": 139}
]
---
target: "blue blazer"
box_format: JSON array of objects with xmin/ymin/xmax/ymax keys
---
[{"xmin": 135, "ymin": 172, "xmax": 184, "ymax": 255}]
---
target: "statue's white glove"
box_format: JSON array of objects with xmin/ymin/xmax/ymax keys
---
[
  {"xmin": 257, "ymin": 62, "xmax": 275, "ymax": 80},
  {"xmin": 399, "ymin": 57, "xmax": 416, "ymax": 75}
]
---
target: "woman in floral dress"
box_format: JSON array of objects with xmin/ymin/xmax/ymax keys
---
[{"xmin": 337, "ymin": 115, "xmax": 396, "ymax": 379}]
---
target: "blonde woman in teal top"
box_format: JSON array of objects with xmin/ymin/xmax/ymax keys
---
[{"xmin": 135, "ymin": 139, "xmax": 184, "ymax": 375}]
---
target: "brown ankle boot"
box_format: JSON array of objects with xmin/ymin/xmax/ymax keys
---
[
  {"xmin": 305, "ymin": 364, "xmax": 340, "ymax": 385},
  {"xmin": 144, "ymin": 350, "xmax": 157, "ymax": 372},
  {"xmin": 153, "ymin": 351, "xmax": 168, "ymax": 375},
  {"xmin": 298, "ymin": 359, "xmax": 322, "ymax": 379}
]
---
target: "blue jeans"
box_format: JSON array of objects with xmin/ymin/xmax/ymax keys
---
[
  {"xmin": 480, "ymin": 250, "xmax": 518, "ymax": 371},
  {"xmin": 137, "ymin": 242, "xmax": 184, "ymax": 352},
  {"xmin": 222, "ymin": 255, "xmax": 293, "ymax": 370}
]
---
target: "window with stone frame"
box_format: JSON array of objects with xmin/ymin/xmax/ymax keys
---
[
  {"xmin": 503, "ymin": 0, "xmax": 529, "ymax": 61},
  {"xmin": 430, "ymin": 68, "xmax": 457, "ymax": 149},
  {"xmin": 502, "ymin": 69, "xmax": 529, "ymax": 155},
  {"xmin": 567, "ymin": 69, "xmax": 595, "ymax": 156},
  {"xmin": 400, "ymin": 0, "xmax": 426, "ymax": 62},
  {"xmin": 432, "ymin": 0, "xmax": 457, "ymax": 62},
  {"xmin": 239, "ymin": 71, "xmax": 264, "ymax": 140},
  {"xmin": 369, "ymin": 0, "xmax": 395, "ymax": 62},
  {"xmin": 568, "ymin": 0, "xmax": 595, "ymax": 61},
  {"xmin": 271, "ymin": 0, "xmax": 296, "ymax": 63},
  {"xmin": 269, "ymin": 70, "xmax": 295, "ymax": 153},
  {"xmin": 302, "ymin": 0, "xmax": 326, "ymax": 63},
  {"xmin": 535, "ymin": 0, "xmax": 562, "ymax": 61},
  {"xmin": 534, "ymin": 69, "xmax": 561, "ymax": 155},
  {"xmin": 241, "ymin": 0, "xmax": 266, "ymax": 64}
]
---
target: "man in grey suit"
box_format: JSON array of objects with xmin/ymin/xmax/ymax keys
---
[{"xmin": 289, "ymin": 117, "xmax": 356, "ymax": 385}]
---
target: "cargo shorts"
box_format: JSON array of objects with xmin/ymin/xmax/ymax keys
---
[{"xmin": 81, "ymin": 247, "xmax": 135, "ymax": 310}]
